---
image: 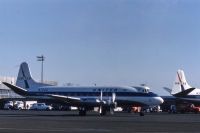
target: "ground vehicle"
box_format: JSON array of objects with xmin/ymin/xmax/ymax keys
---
[
  {"xmin": 30, "ymin": 103, "xmax": 52, "ymax": 110},
  {"xmin": 189, "ymin": 104, "xmax": 200, "ymax": 113},
  {"xmin": 131, "ymin": 106, "xmax": 141, "ymax": 113},
  {"xmin": 4, "ymin": 101, "xmax": 37, "ymax": 110},
  {"xmin": 4, "ymin": 101, "xmax": 24, "ymax": 110},
  {"xmin": 4, "ymin": 101, "xmax": 14, "ymax": 110},
  {"xmin": 13, "ymin": 101, "xmax": 24, "ymax": 110},
  {"xmin": 114, "ymin": 107, "xmax": 123, "ymax": 112}
]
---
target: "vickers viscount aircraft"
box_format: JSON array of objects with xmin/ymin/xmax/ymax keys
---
[{"xmin": 3, "ymin": 62, "xmax": 163, "ymax": 116}]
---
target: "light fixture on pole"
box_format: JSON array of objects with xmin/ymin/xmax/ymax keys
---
[{"xmin": 37, "ymin": 55, "xmax": 45, "ymax": 83}]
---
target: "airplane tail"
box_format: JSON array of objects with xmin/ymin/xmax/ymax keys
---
[
  {"xmin": 3, "ymin": 82, "xmax": 28, "ymax": 96},
  {"xmin": 16, "ymin": 62, "xmax": 50, "ymax": 90},
  {"xmin": 171, "ymin": 69, "xmax": 192, "ymax": 95}
]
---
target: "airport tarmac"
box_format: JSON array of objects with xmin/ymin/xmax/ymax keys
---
[{"xmin": 0, "ymin": 110, "xmax": 199, "ymax": 133}]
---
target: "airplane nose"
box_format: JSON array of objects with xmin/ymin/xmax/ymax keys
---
[
  {"xmin": 157, "ymin": 97, "xmax": 164, "ymax": 104},
  {"xmin": 153, "ymin": 97, "xmax": 164, "ymax": 105}
]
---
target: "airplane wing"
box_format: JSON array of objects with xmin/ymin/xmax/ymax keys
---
[
  {"xmin": 47, "ymin": 94, "xmax": 81, "ymax": 103},
  {"xmin": 173, "ymin": 88, "xmax": 195, "ymax": 97},
  {"xmin": 2, "ymin": 82, "xmax": 28, "ymax": 96}
]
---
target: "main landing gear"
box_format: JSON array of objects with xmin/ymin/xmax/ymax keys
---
[
  {"xmin": 99, "ymin": 108, "xmax": 107, "ymax": 116},
  {"xmin": 139, "ymin": 108, "xmax": 145, "ymax": 116},
  {"xmin": 139, "ymin": 111, "xmax": 144, "ymax": 116},
  {"xmin": 79, "ymin": 107, "xmax": 87, "ymax": 116}
]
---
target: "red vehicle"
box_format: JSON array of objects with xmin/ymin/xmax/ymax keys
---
[
  {"xmin": 174, "ymin": 103, "xmax": 200, "ymax": 113},
  {"xmin": 131, "ymin": 106, "xmax": 141, "ymax": 113},
  {"xmin": 190, "ymin": 104, "xmax": 200, "ymax": 113}
]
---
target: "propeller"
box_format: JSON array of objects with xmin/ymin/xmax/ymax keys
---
[
  {"xmin": 109, "ymin": 92, "xmax": 117, "ymax": 115},
  {"xmin": 112, "ymin": 92, "xmax": 116, "ymax": 103},
  {"xmin": 98, "ymin": 91, "xmax": 117, "ymax": 115},
  {"xmin": 99, "ymin": 90, "xmax": 103, "ymax": 114}
]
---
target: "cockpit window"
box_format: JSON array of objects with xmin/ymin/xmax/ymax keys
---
[{"xmin": 143, "ymin": 89, "xmax": 149, "ymax": 93}]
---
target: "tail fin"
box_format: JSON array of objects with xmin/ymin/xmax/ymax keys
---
[
  {"xmin": 171, "ymin": 69, "xmax": 192, "ymax": 95},
  {"xmin": 16, "ymin": 62, "xmax": 50, "ymax": 90}
]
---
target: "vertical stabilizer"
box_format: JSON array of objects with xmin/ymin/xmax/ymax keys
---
[
  {"xmin": 16, "ymin": 62, "xmax": 50, "ymax": 90},
  {"xmin": 171, "ymin": 69, "xmax": 192, "ymax": 95}
]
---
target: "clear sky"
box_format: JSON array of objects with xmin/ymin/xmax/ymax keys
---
[{"xmin": 0, "ymin": 0, "xmax": 200, "ymax": 95}]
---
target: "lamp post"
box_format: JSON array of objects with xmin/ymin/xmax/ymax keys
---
[{"xmin": 37, "ymin": 55, "xmax": 45, "ymax": 83}]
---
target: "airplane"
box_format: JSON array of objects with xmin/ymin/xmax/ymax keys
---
[
  {"xmin": 163, "ymin": 69, "xmax": 200, "ymax": 104},
  {"xmin": 2, "ymin": 62, "xmax": 164, "ymax": 116}
]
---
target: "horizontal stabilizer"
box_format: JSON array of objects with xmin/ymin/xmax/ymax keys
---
[
  {"xmin": 173, "ymin": 87, "xmax": 195, "ymax": 97},
  {"xmin": 163, "ymin": 87, "xmax": 172, "ymax": 94},
  {"xmin": 2, "ymin": 82, "xmax": 28, "ymax": 96}
]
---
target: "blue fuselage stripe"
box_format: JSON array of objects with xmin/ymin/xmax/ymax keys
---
[{"xmin": 28, "ymin": 91, "xmax": 158, "ymax": 97}]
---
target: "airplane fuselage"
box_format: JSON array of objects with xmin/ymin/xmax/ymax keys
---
[{"xmin": 25, "ymin": 86, "xmax": 163, "ymax": 107}]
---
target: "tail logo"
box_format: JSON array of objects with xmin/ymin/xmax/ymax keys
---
[{"xmin": 177, "ymin": 72, "xmax": 185, "ymax": 91}]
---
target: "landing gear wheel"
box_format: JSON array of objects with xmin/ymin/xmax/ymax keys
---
[
  {"xmin": 100, "ymin": 108, "xmax": 107, "ymax": 116},
  {"xmin": 79, "ymin": 107, "xmax": 87, "ymax": 116},
  {"xmin": 139, "ymin": 111, "xmax": 144, "ymax": 116}
]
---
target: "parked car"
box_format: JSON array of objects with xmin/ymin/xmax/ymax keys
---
[
  {"xmin": 30, "ymin": 103, "xmax": 52, "ymax": 111},
  {"xmin": 4, "ymin": 101, "xmax": 24, "ymax": 110},
  {"xmin": 4, "ymin": 101, "xmax": 14, "ymax": 110},
  {"xmin": 13, "ymin": 101, "xmax": 24, "ymax": 110}
]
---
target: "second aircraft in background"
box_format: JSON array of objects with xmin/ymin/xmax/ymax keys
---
[{"xmin": 164, "ymin": 69, "xmax": 200, "ymax": 104}]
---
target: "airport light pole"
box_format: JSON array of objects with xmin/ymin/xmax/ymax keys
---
[{"xmin": 37, "ymin": 55, "xmax": 45, "ymax": 83}]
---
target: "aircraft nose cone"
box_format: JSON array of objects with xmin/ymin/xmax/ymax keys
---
[{"xmin": 157, "ymin": 97, "xmax": 164, "ymax": 104}]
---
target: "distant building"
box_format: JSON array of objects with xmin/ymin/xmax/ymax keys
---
[
  {"xmin": 0, "ymin": 76, "xmax": 22, "ymax": 99},
  {"xmin": 0, "ymin": 76, "xmax": 16, "ymax": 88},
  {"xmin": 63, "ymin": 82, "xmax": 80, "ymax": 87},
  {"xmin": 43, "ymin": 80, "xmax": 58, "ymax": 86}
]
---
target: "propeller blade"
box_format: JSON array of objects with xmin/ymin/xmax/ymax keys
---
[
  {"xmin": 110, "ymin": 107, "xmax": 114, "ymax": 115},
  {"xmin": 100, "ymin": 90, "xmax": 103, "ymax": 101},
  {"xmin": 112, "ymin": 93, "xmax": 116, "ymax": 103},
  {"xmin": 99, "ymin": 105, "xmax": 102, "ymax": 114}
]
